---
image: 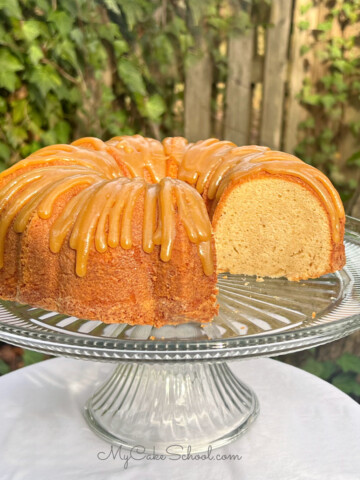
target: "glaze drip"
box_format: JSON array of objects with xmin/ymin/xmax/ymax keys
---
[
  {"xmin": 106, "ymin": 135, "xmax": 167, "ymax": 182},
  {"xmin": 1, "ymin": 144, "xmax": 122, "ymax": 181},
  {"xmin": 50, "ymin": 176, "xmax": 214, "ymax": 277},
  {"xmin": 0, "ymin": 166, "xmax": 105, "ymax": 268},
  {"xmin": 0, "ymin": 160, "xmax": 214, "ymax": 276},
  {"xmin": 165, "ymin": 139, "xmax": 344, "ymax": 243},
  {"xmin": 0, "ymin": 135, "xmax": 344, "ymax": 277}
]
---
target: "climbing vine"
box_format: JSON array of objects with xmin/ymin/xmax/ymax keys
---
[
  {"xmin": 0, "ymin": 0, "xmax": 253, "ymax": 170},
  {"xmin": 295, "ymin": 0, "xmax": 360, "ymax": 203}
]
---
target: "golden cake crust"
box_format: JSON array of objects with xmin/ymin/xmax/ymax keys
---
[{"xmin": 0, "ymin": 135, "xmax": 346, "ymax": 325}]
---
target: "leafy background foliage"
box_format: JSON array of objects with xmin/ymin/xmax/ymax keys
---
[
  {"xmin": 286, "ymin": 351, "xmax": 360, "ymax": 402},
  {"xmin": 295, "ymin": 0, "xmax": 360, "ymax": 204},
  {"xmin": 0, "ymin": 0, "xmax": 253, "ymax": 170},
  {"xmin": 0, "ymin": 0, "xmax": 167, "ymax": 168}
]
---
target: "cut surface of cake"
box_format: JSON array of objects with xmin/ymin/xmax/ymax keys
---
[
  {"xmin": 0, "ymin": 136, "xmax": 346, "ymax": 326},
  {"xmin": 212, "ymin": 176, "xmax": 343, "ymax": 280}
]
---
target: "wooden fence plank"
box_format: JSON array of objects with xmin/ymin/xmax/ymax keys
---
[
  {"xmin": 184, "ymin": 39, "xmax": 212, "ymax": 142},
  {"xmin": 259, "ymin": 0, "xmax": 293, "ymax": 150},
  {"xmin": 224, "ymin": 28, "xmax": 254, "ymax": 145}
]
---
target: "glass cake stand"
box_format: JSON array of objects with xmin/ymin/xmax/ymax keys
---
[{"xmin": 1, "ymin": 216, "xmax": 360, "ymax": 454}]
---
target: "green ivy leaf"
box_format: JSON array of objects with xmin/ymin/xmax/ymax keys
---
[
  {"xmin": 28, "ymin": 45, "xmax": 44, "ymax": 64},
  {"xmin": 22, "ymin": 20, "xmax": 42, "ymax": 42},
  {"xmin": 300, "ymin": 45, "xmax": 310, "ymax": 56},
  {"xmin": 54, "ymin": 120, "xmax": 71, "ymax": 143},
  {"xmin": 0, "ymin": 48, "xmax": 24, "ymax": 72},
  {"xmin": 20, "ymin": 141, "xmax": 41, "ymax": 158},
  {"xmin": 298, "ymin": 20, "xmax": 310, "ymax": 31},
  {"xmin": 320, "ymin": 361, "xmax": 338, "ymax": 380},
  {"xmin": 320, "ymin": 128, "xmax": 334, "ymax": 141},
  {"xmin": 333, "ymin": 59, "xmax": 354, "ymax": 74},
  {"xmin": 351, "ymin": 80, "xmax": 360, "ymax": 93},
  {"xmin": 0, "ymin": 71, "xmax": 18, "ymax": 91},
  {"xmin": 55, "ymin": 39, "xmax": 78, "ymax": 69},
  {"xmin": 333, "ymin": 73, "xmax": 348, "ymax": 92},
  {"xmin": 23, "ymin": 349, "xmax": 45, "ymax": 366},
  {"xmin": 299, "ymin": 117, "xmax": 315, "ymax": 129},
  {"xmin": 300, "ymin": 2, "xmax": 312, "ymax": 15},
  {"xmin": 302, "ymin": 93, "xmax": 321, "ymax": 106},
  {"xmin": 113, "ymin": 40, "xmax": 129, "ymax": 57},
  {"xmin": 336, "ymin": 353, "xmax": 360, "ymax": 374},
  {"xmin": 329, "ymin": 106, "xmax": 342, "ymax": 119},
  {"xmin": 99, "ymin": 85, "xmax": 115, "ymax": 105},
  {"xmin": 48, "ymin": 10, "xmax": 74, "ymax": 37},
  {"xmin": 317, "ymin": 20, "xmax": 333, "ymax": 32},
  {"xmin": 320, "ymin": 142, "xmax": 336, "ymax": 155},
  {"xmin": 0, "ymin": 358, "xmax": 10, "ymax": 375},
  {"xmin": 70, "ymin": 28, "xmax": 84, "ymax": 46},
  {"xmin": 28, "ymin": 65, "xmax": 62, "ymax": 97},
  {"xmin": 58, "ymin": 0, "xmax": 78, "ymax": 16},
  {"xmin": 329, "ymin": 44, "xmax": 342, "ymax": 59},
  {"xmin": 342, "ymin": 3, "xmax": 359, "ymax": 23},
  {"xmin": 304, "ymin": 136, "xmax": 316, "ymax": 145},
  {"xmin": 332, "ymin": 372, "xmax": 360, "ymax": 396},
  {"xmin": 321, "ymin": 74, "xmax": 333, "ymax": 89},
  {"xmin": 0, "ymin": 97, "xmax": 7, "ymax": 113},
  {"xmin": 317, "ymin": 49, "xmax": 330, "ymax": 61},
  {"xmin": 98, "ymin": 23, "xmax": 121, "ymax": 42},
  {"xmin": 118, "ymin": 58, "xmax": 146, "ymax": 95},
  {"xmin": 103, "ymin": 0, "xmax": 121, "ymax": 14},
  {"xmin": 302, "ymin": 358, "xmax": 324, "ymax": 377},
  {"xmin": 231, "ymin": 10, "xmax": 251, "ymax": 33},
  {"xmin": 321, "ymin": 94, "xmax": 337, "ymax": 110},
  {"xmin": 349, "ymin": 178, "xmax": 358, "ymax": 189},
  {"xmin": 208, "ymin": 17, "xmax": 229, "ymax": 31},
  {"xmin": 7, "ymin": 125, "xmax": 28, "ymax": 146},
  {"xmin": 32, "ymin": 0, "xmax": 50, "ymax": 15},
  {"xmin": 11, "ymin": 99, "xmax": 27, "ymax": 124},
  {"xmin": 145, "ymin": 94, "xmax": 166, "ymax": 121},
  {"xmin": 68, "ymin": 88, "xmax": 82, "ymax": 104},
  {"xmin": 350, "ymin": 121, "xmax": 360, "ymax": 136},
  {"xmin": 0, "ymin": 0, "xmax": 22, "ymax": 19},
  {"xmin": 302, "ymin": 358, "xmax": 337, "ymax": 380},
  {"xmin": 0, "ymin": 142, "xmax": 11, "ymax": 162},
  {"xmin": 41, "ymin": 130, "xmax": 58, "ymax": 145},
  {"xmin": 113, "ymin": 0, "xmax": 147, "ymax": 30}
]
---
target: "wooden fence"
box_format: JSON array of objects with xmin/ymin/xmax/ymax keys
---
[{"xmin": 183, "ymin": 0, "xmax": 358, "ymax": 163}]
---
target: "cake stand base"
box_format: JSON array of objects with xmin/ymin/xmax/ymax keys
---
[{"xmin": 84, "ymin": 361, "xmax": 259, "ymax": 454}]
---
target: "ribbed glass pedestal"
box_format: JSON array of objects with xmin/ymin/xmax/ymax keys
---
[
  {"xmin": 2, "ymin": 217, "xmax": 360, "ymax": 455},
  {"xmin": 84, "ymin": 362, "xmax": 259, "ymax": 454}
]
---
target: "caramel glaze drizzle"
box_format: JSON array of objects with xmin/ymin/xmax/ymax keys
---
[
  {"xmin": 163, "ymin": 138, "xmax": 344, "ymax": 244},
  {"xmin": 105, "ymin": 135, "xmax": 168, "ymax": 183},
  {"xmin": 0, "ymin": 166, "xmax": 105, "ymax": 269},
  {"xmin": 50, "ymin": 176, "xmax": 213, "ymax": 277},
  {"xmin": 169, "ymin": 138, "xmax": 343, "ymax": 244},
  {"xmin": 0, "ymin": 155, "xmax": 214, "ymax": 276},
  {"xmin": 162, "ymin": 136, "xmax": 190, "ymax": 168},
  {"xmin": 0, "ymin": 135, "xmax": 344, "ymax": 277},
  {"xmin": 1, "ymin": 144, "xmax": 123, "ymax": 182}
]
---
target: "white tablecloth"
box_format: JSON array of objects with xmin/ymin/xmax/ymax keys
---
[{"xmin": 0, "ymin": 357, "xmax": 359, "ymax": 480}]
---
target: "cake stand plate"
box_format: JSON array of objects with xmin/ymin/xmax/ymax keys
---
[{"xmin": 1, "ymin": 216, "xmax": 360, "ymax": 454}]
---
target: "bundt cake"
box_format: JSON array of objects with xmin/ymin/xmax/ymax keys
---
[{"xmin": 0, "ymin": 135, "xmax": 345, "ymax": 327}]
